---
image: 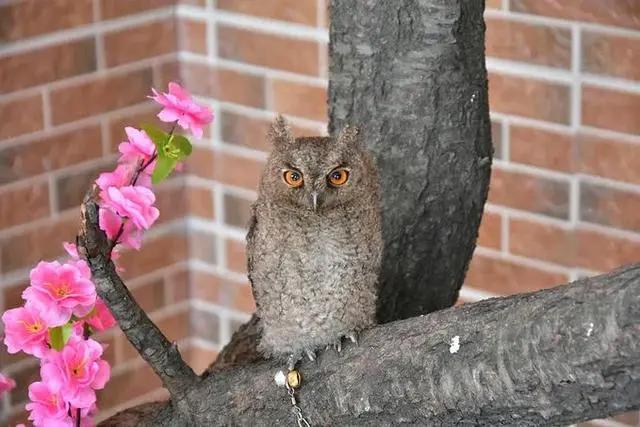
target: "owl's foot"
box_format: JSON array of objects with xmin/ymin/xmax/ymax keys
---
[
  {"xmin": 327, "ymin": 331, "xmax": 359, "ymax": 354},
  {"xmin": 286, "ymin": 349, "xmax": 316, "ymax": 370}
]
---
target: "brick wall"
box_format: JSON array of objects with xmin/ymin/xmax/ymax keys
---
[{"xmin": 0, "ymin": 1, "xmax": 638, "ymax": 425}]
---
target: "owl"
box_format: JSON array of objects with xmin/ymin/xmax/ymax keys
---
[{"xmin": 247, "ymin": 115, "xmax": 383, "ymax": 368}]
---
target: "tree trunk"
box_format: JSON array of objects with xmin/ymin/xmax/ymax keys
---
[{"xmin": 329, "ymin": 0, "xmax": 492, "ymax": 322}]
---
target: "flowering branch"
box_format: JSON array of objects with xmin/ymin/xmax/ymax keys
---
[
  {"xmin": 78, "ymin": 193, "xmax": 199, "ymax": 401},
  {"xmin": 1, "ymin": 82, "xmax": 213, "ymax": 425}
]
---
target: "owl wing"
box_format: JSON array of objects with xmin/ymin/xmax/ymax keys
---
[{"xmin": 245, "ymin": 205, "xmax": 261, "ymax": 310}]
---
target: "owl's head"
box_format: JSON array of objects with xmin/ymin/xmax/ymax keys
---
[{"xmin": 259, "ymin": 115, "xmax": 377, "ymax": 213}]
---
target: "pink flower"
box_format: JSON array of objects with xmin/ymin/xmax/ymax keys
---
[
  {"xmin": 84, "ymin": 298, "xmax": 116, "ymax": 332},
  {"xmin": 96, "ymin": 164, "xmax": 151, "ymax": 194},
  {"xmin": 99, "ymin": 207, "xmax": 143, "ymax": 250},
  {"xmin": 118, "ymin": 127, "xmax": 156, "ymax": 167},
  {"xmin": 23, "ymin": 261, "xmax": 96, "ymax": 327},
  {"xmin": 0, "ymin": 372, "xmax": 16, "ymax": 394},
  {"xmin": 150, "ymin": 82, "xmax": 213, "ymax": 138},
  {"xmin": 2, "ymin": 305, "xmax": 49, "ymax": 357},
  {"xmin": 41, "ymin": 338, "xmax": 110, "ymax": 409},
  {"xmin": 26, "ymin": 381, "xmax": 71, "ymax": 427},
  {"xmin": 102, "ymin": 186, "xmax": 159, "ymax": 231}
]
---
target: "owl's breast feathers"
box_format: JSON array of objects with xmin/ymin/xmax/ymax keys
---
[{"xmin": 247, "ymin": 202, "xmax": 381, "ymax": 356}]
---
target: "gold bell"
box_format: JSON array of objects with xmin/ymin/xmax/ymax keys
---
[{"xmin": 286, "ymin": 369, "xmax": 301, "ymax": 389}]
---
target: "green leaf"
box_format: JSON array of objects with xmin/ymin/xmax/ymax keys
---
[
  {"xmin": 141, "ymin": 123, "xmax": 169, "ymax": 149},
  {"xmin": 49, "ymin": 323, "xmax": 73, "ymax": 351},
  {"xmin": 152, "ymin": 155, "xmax": 177, "ymax": 184},
  {"xmin": 171, "ymin": 134, "xmax": 192, "ymax": 157}
]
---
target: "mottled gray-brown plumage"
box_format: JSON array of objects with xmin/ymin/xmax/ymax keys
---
[{"xmin": 247, "ymin": 116, "xmax": 382, "ymax": 364}]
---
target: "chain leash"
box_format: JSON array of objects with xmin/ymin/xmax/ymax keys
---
[{"xmin": 276, "ymin": 369, "xmax": 312, "ymax": 427}]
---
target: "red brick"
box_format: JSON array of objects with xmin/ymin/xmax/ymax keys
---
[
  {"xmin": 189, "ymin": 230, "xmax": 217, "ymax": 263},
  {"xmin": 511, "ymin": 0, "xmax": 640, "ymax": 30},
  {"xmin": 582, "ymin": 85, "xmax": 640, "ymax": 135},
  {"xmin": 3, "ymin": 280, "xmax": 28, "ymax": 311},
  {"xmin": 0, "ymin": 181, "xmax": 49, "ymax": 229},
  {"xmin": 580, "ymin": 182, "xmax": 640, "ymax": 233},
  {"xmin": 577, "ymin": 134, "xmax": 640, "ymax": 185},
  {"xmin": 185, "ymin": 146, "xmax": 215, "ymax": 180},
  {"xmin": 9, "ymin": 361, "xmax": 40, "ymax": 405},
  {"xmin": 0, "ymin": 215, "xmax": 78, "ymax": 273},
  {"xmin": 154, "ymin": 182, "xmax": 188, "ymax": 225},
  {"xmin": 271, "ymin": 79, "xmax": 328, "ymax": 121},
  {"xmin": 488, "ymin": 168, "xmax": 570, "ymax": 219},
  {"xmin": 466, "ymin": 254, "xmax": 568, "ymax": 295},
  {"xmin": 0, "ymin": 38, "xmax": 96, "ymax": 94},
  {"xmin": 477, "ymin": 211, "xmax": 502, "ymax": 250},
  {"xmin": 0, "ymin": 0, "xmax": 93, "ymax": 42},
  {"xmin": 179, "ymin": 18, "xmax": 208, "ymax": 54},
  {"xmin": 154, "ymin": 60, "xmax": 182, "ymax": 91},
  {"xmin": 491, "ymin": 120, "xmax": 503, "ymax": 159},
  {"xmin": 191, "ymin": 271, "xmax": 256, "ymax": 312},
  {"xmin": 131, "ymin": 278, "xmax": 166, "ymax": 313},
  {"xmin": 191, "ymin": 308, "xmax": 220, "ymax": 342},
  {"xmin": 0, "ymin": 125, "xmax": 102, "ymax": 184},
  {"xmin": 576, "ymin": 229, "xmax": 640, "ymax": 271},
  {"xmin": 0, "ymin": 94, "xmax": 44, "ymax": 139},
  {"xmin": 212, "ymin": 151, "xmax": 264, "ymax": 190},
  {"xmin": 509, "ymin": 125, "xmax": 574, "ymax": 172},
  {"xmin": 485, "ymin": 17, "xmax": 571, "ymax": 68},
  {"xmin": 56, "ymin": 161, "xmax": 115, "ymax": 211},
  {"xmin": 218, "ymin": 25, "xmax": 320, "ymax": 75},
  {"xmin": 165, "ymin": 268, "xmax": 190, "ymax": 303},
  {"xmin": 224, "ymin": 193, "xmax": 253, "ymax": 228},
  {"xmin": 226, "ymin": 239, "xmax": 247, "ymax": 273},
  {"xmin": 220, "ymin": 110, "xmax": 317, "ymax": 151},
  {"xmin": 217, "ymin": 0, "xmax": 317, "ymax": 26},
  {"xmin": 582, "ymin": 31, "xmax": 640, "ymax": 81},
  {"xmin": 118, "ymin": 232, "xmax": 188, "ymax": 280},
  {"xmin": 97, "ymin": 363, "xmax": 163, "ymax": 410},
  {"xmin": 104, "ymin": 19, "xmax": 177, "ymax": 67},
  {"xmin": 509, "ymin": 218, "xmax": 574, "ymax": 266},
  {"xmin": 182, "ymin": 62, "xmax": 265, "ymax": 108},
  {"xmin": 489, "ymin": 73, "xmax": 570, "ymax": 124},
  {"xmin": 107, "ymin": 103, "xmax": 172, "ymax": 153},
  {"xmin": 187, "ymin": 185, "xmax": 215, "ymax": 219},
  {"xmin": 101, "ymin": 0, "xmax": 175, "ymax": 19},
  {"xmin": 50, "ymin": 68, "xmax": 154, "ymax": 125},
  {"xmin": 156, "ymin": 309, "xmax": 190, "ymax": 342},
  {"xmin": 486, "ymin": 0, "xmax": 502, "ymax": 9},
  {"xmin": 185, "ymin": 343, "xmax": 218, "ymax": 375}
]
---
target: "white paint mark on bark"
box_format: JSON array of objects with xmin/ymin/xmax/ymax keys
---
[
  {"xmin": 587, "ymin": 323, "xmax": 594, "ymax": 337},
  {"xmin": 449, "ymin": 336, "xmax": 460, "ymax": 354}
]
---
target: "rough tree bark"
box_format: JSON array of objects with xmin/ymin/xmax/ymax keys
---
[
  {"xmin": 329, "ymin": 0, "xmax": 492, "ymax": 322},
  {"xmin": 83, "ymin": 0, "xmax": 639, "ymax": 425}
]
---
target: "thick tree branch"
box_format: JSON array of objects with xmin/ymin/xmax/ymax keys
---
[
  {"xmin": 77, "ymin": 191, "xmax": 199, "ymax": 405},
  {"xmin": 103, "ymin": 265, "xmax": 640, "ymax": 426}
]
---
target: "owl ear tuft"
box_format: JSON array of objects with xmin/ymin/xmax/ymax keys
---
[
  {"xmin": 337, "ymin": 124, "xmax": 361, "ymax": 145},
  {"xmin": 268, "ymin": 114, "xmax": 294, "ymax": 147}
]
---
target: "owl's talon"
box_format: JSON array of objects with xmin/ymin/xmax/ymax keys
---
[
  {"xmin": 347, "ymin": 332, "xmax": 359, "ymax": 345},
  {"xmin": 305, "ymin": 349, "xmax": 316, "ymax": 362},
  {"xmin": 287, "ymin": 353, "xmax": 301, "ymax": 371}
]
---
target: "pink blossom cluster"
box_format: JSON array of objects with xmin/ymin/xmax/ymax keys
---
[{"xmin": 0, "ymin": 82, "xmax": 212, "ymax": 426}]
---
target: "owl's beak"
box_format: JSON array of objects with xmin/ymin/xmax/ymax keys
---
[{"xmin": 311, "ymin": 192, "xmax": 318, "ymax": 211}]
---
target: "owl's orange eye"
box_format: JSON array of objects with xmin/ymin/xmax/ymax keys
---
[
  {"xmin": 283, "ymin": 169, "xmax": 304, "ymax": 188},
  {"xmin": 328, "ymin": 168, "xmax": 349, "ymax": 187}
]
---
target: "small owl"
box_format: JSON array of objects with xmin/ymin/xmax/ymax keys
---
[{"xmin": 247, "ymin": 116, "xmax": 383, "ymax": 368}]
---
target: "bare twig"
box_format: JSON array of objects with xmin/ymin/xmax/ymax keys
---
[{"xmin": 77, "ymin": 191, "xmax": 199, "ymax": 408}]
